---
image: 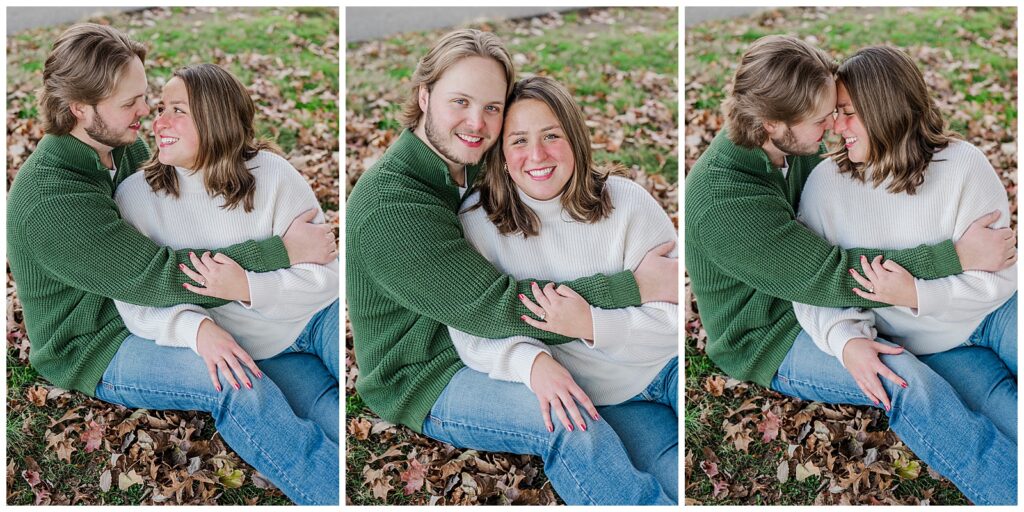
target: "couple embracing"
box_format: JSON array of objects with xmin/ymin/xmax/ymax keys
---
[
  {"xmin": 347, "ymin": 30, "xmax": 680, "ymax": 504},
  {"xmin": 8, "ymin": 24, "xmax": 339, "ymax": 504},
  {"xmin": 687, "ymin": 35, "xmax": 1017, "ymax": 505}
]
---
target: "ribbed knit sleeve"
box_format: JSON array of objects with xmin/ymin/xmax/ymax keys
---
[
  {"xmin": 113, "ymin": 301, "xmax": 208, "ymax": 352},
  {"xmin": 692, "ymin": 191, "xmax": 961, "ymax": 308},
  {"xmin": 792, "ymin": 302, "xmax": 877, "ymax": 366},
  {"xmin": 448, "ymin": 329, "xmax": 550, "ymax": 389},
  {"xmin": 21, "ymin": 186, "xmax": 288, "ymax": 309},
  {"xmin": 358, "ymin": 201, "xmax": 640, "ymax": 344},
  {"xmin": 243, "ymin": 153, "xmax": 339, "ymax": 316}
]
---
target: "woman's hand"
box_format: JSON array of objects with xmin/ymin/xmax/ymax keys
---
[
  {"xmin": 519, "ymin": 282, "xmax": 594, "ymax": 340},
  {"xmin": 529, "ymin": 352, "xmax": 600, "ymax": 433},
  {"xmin": 283, "ymin": 209, "xmax": 337, "ymax": 265},
  {"xmin": 841, "ymin": 337, "xmax": 908, "ymax": 411},
  {"xmin": 181, "ymin": 251, "xmax": 251, "ymax": 303},
  {"xmin": 196, "ymin": 319, "xmax": 263, "ymax": 392},
  {"xmin": 850, "ymin": 255, "xmax": 917, "ymax": 308}
]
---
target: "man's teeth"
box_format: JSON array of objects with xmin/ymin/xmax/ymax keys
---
[
  {"xmin": 457, "ymin": 134, "xmax": 482, "ymax": 143},
  {"xmin": 527, "ymin": 167, "xmax": 554, "ymax": 177}
]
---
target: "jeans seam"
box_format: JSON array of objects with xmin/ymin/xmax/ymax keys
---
[{"xmin": 99, "ymin": 380, "xmax": 317, "ymax": 505}]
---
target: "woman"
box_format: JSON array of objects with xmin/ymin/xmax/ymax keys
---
[
  {"xmin": 446, "ymin": 76, "xmax": 679, "ymax": 498},
  {"xmin": 111, "ymin": 63, "xmax": 339, "ymax": 503},
  {"xmin": 793, "ymin": 46, "xmax": 1016, "ymax": 502}
]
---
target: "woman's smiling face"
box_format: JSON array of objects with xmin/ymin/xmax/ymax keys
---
[
  {"xmin": 153, "ymin": 76, "xmax": 200, "ymax": 168},
  {"xmin": 835, "ymin": 81, "xmax": 870, "ymax": 163},
  {"xmin": 502, "ymin": 99, "xmax": 575, "ymax": 201}
]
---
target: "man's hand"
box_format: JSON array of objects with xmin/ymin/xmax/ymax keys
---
[
  {"xmin": 635, "ymin": 241, "xmax": 678, "ymax": 304},
  {"xmin": 850, "ymin": 255, "xmax": 917, "ymax": 308},
  {"xmin": 956, "ymin": 210, "xmax": 1016, "ymax": 271},
  {"xmin": 196, "ymin": 319, "xmax": 263, "ymax": 392},
  {"xmin": 283, "ymin": 209, "xmax": 337, "ymax": 265},
  {"xmin": 529, "ymin": 352, "xmax": 600, "ymax": 433},
  {"xmin": 841, "ymin": 337, "xmax": 908, "ymax": 412},
  {"xmin": 519, "ymin": 282, "xmax": 594, "ymax": 340},
  {"xmin": 181, "ymin": 252, "xmax": 250, "ymax": 303}
]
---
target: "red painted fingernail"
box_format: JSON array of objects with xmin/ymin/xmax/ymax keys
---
[
  {"xmin": 179, "ymin": 264, "xmax": 185, "ymax": 269},
  {"xmin": 518, "ymin": 294, "xmax": 525, "ymax": 299},
  {"xmin": 592, "ymin": 413, "xmax": 600, "ymax": 421},
  {"xmin": 182, "ymin": 283, "xmax": 188, "ymax": 288},
  {"xmin": 548, "ymin": 425, "xmax": 553, "ymax": 432},
  {"xmin": 873, "ymin": 400, "xmax": 879, "ymax": 406},
  {"xmin": 521, "ymin": 315, "xmax": 528, "ymax": 320},
  {"xmin": 901, "ymin": 382, "xmax": 907, "ymax": 388},
  {"xmin": 246, "ymin": 382, "xmax": 252, "ymax": 389},
  {"xmin": 233, "ymin": 383, "xmax": 239, "ymax": 390},
  {"xmin": 580, "ymin": 423, "xmax": 587, "ymax": 431},
  {"xmin": 849, "ymin": 268, "xmax": 855, "ymax": 273},
  {"xmin": 885, "ymin": 404, "xmax": 890, "ymax": 412},
  {"xmin": 567, "ymin": 424, "xmax": 573, "ymax": 432}
]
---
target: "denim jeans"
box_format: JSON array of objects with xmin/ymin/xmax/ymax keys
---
[
  {"xmin": 624, "ymin": 356, "xmax": 678, "ymax": 417},
  {"xmin": 422, "ymin": 366, "xmax": 677, "ymax": 505},
  {"xmin": 771, "ymin": 328, "xmax": 1017, "ymax": 505},
  {"xmin": 259, "ymin": 300, "xmax": 340, "ymax": 442},
  {"xmin": 95, "ymin": 332, "xmax": 339, "ymax": 505},
  {"xmin": 958, "ymin": 292, "xmax": 1016, "ymax": 376}
]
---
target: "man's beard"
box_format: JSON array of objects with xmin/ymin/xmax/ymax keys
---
[
  {"xmin": 423, "ymin": 107, "xmax": 483, "ymax": 167},
  {"xmin": 85, "ymin": 107, "xmax": 136, "ymax": 148},
  {"xmin": 771, "ymin": 126, "xmax": 819, "ymax": 157}
]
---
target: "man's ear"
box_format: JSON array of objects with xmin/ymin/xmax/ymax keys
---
[
  {"xmin": 417, "ymin": 85, "xmax": 429, "ymax": 112},
  {"xmin": 763, "ymin": 120, "xmax": 778, "ymax": 136},
  {"xmin": 69, "ymin": 101, "xmax": 90, "ymax": 123}
]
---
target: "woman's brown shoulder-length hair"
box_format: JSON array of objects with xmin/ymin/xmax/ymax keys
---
[
  {"xmin": 141, "ymin": 63, "xmax": 281, "ymax": 212},
  {"xmin": 476, "ymin": 76, "xmax": 623, "ymax": 237},
  {"xmin": 829, "ymin": 46, "xmax": 956, "ymax": 195}
]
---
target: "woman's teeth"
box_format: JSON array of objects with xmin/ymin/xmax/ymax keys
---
[{"xmin": 527, "ymin": 167, "xmax": 554, "ymax": 178}]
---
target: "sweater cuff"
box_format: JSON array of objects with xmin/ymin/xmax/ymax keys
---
[
  {"xmin": 589, "ymin": 306, "xmax": 626, "ymax": 350},
  {"xmin": 244, "ymin": 270, "xmax": 272, "ymax": 310},
  {"xmin": 178, "ymin": 312, "xmax": 209, "ymax": 354},
  {"xmin": 928, "ymin": 239, "xmax": 963, "ymax": 277},
  {"xmin": 510, "ymin": 344, "xmax": 550, "ymax": 391},
  {"xmin": 609, "ymin": 270, "xmax": 642, "ymax": 307},
  {"xmin": 257, "ymin": 236, "xmax": 291, "ymax": 269},
  {"xmin": 826, "ymin": 321, "xmax": 876, "ymax": 368},
  {"xmin": 914, "ymin": 277, "xmax": 951, "ymax": 318}
]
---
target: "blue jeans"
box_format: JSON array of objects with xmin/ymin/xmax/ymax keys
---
[
  {"xmin": 95, "ymin": 332, "xmax": 339, "ymax": 505},
  {"xmin": 771, "ymin": 328, "xmax": 1017, "ymax": 505},
  {"xmin": 959, "ymin": 292, "xmax": 1016, "ymax": 376},
  {"xmin": 258, "ymin": 300, "xmax": 340, "ymax": 442},
  {"xmin": 625, "ymin": 356, "xmax": 678, "ymax": 417},
  {"xmin": 422, "ymin": 366, "xmax": 677, "ymax": 505}
]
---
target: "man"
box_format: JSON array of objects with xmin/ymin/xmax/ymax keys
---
[
  {"xmin": 685, "ymin": 35, "xmax": 1016, "ymax": 504},
  {"xmin": 7, "ymin": 24, "xmax": 338, "ymax": 505},
  {"xmin": 347, "ymin": 29, "xmax": 679, "ymax": 504}
]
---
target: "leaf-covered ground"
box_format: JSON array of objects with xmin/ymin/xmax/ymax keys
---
[
  {"xmin": 345, "ymin": 7, "xmax": 677, "ymax": 505},
  {"xmin": 6, "ymin": 6, "xmax": 339, "ymax": 505},
  {"xmin": 684, "ymin": 6, "xmax": 1016, "ymax": 506}
]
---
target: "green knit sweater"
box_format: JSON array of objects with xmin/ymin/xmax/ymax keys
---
[
  {"xmin": 684, "ymin": 130, "xmax": 962, "ymax": 387},
  {"xmin": 7, "ymin": 134, "xmax": 290, "ymax": 396},
  {"xmin": 347, "ymin": 129, "xmax": 641, "ymax": 433}
]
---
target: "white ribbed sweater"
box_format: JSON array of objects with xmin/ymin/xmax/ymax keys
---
[
  {"xmin": 794, "ymin": 140, "xmax": 1016, "ymax": 364},
  {"xmin": 113, "ymin": 150, "xmax": 339, "ymax": 360},
  {"xmin": 448, "ymin": 176, "xmax": 678, "ymax": 405}
]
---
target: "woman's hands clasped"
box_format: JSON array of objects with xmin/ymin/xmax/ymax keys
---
[
  {"xmin": 519, "ymin": 282, "xmax": 594, "ymax": 340},
  {"xmin": 529, "ymin": 352, "xmax": 600, "ymax": 433},
  {"xmin": 181, "ymin": 251, "xmax": 251, "ymax": 303},
  {"xmin": 842, "ymin": 337, "xmax": 908, "ymax": 412},
  {"xmin": 849, "ymin": 255, "xmax": 917, "ymax": 308},
  {"xmin": 196, "ymin": 318, "xmax": 262, "ymax": 392}
]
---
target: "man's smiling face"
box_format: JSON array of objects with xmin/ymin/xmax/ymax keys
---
[
  {"xmin": 769, "ymin": 78, "xmax": 837, "ymax": 157},
  {"xmin": 417, "ymin": 56, "xmax": 507, "ymax": 171}
]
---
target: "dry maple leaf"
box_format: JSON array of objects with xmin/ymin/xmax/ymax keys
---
[{"xmin": 400, "ymin": 458, "xmax": 427, "ymax": 495}]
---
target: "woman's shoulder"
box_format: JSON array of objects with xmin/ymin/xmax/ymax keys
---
[
  {"xmin": 604, "ymin": 175, "xmax": 658, "ymax": 205},
  {"xmin": 804, "ymin": 156, "xmax": 844, "ymax": 188}
]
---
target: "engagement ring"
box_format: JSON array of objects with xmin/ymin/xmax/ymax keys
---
[{"xmin": 539, "ymin": 311, "xmax": 546, "ymax": 321}]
